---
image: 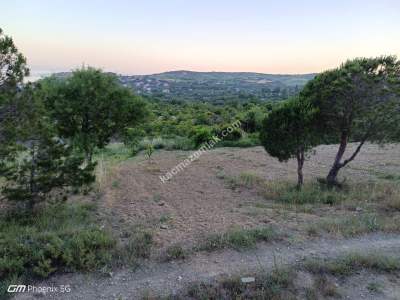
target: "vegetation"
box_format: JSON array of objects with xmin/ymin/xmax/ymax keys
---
[
  {"xmin": 40, "ymin": 68, "xmax": 149, "ymax": 162},
  {"xmin": 161, "ymin": 253, "xmax": 400, "ymax": 300},
  {"xmin": 304, "ymin": 253, "xmax": 400, "ymax": 276},
  {"xmin": 118, "ymin": 70, "xmax": 315, "ymax": 103},
  {"xmin": 0, "ymin": 203, "xmax": 115, "ymax": 296},
  {"xmin": 197, "ymin": 226, "xmax": 278, "ymax": 251},
  {"xmin": 301, "ymin": 56, "xmax": 400, "ymax": 186},
  {"xmin": 260, "ymin": 97, "xmax": 318, "ymax": 187}
]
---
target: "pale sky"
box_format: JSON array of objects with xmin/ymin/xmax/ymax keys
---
[{"xmin": 2, "ymin": 0, "xmax": 400, "ymax": 75}]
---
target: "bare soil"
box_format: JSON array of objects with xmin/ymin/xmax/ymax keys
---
[
  {"xmin": 98, "ymin": 143, "xmax": 400, "ymax": 253},
  {"xmin": 12, "ymin": 143, "xmax": 400, "ymax": 300},
  {"xmin": 14, "ymin": 233, "xmax": 400, "ymax": 299}
]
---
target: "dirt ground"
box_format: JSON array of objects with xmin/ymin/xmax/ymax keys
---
[
  {"xmin": 98, "ymin": 143, "xmax": 400, "ymax": 253},
  {"xmin": 11, "ymin": 143, "xmax": 400, "ymax": 300},
  {"xmin": 14, "ymin": 233, "xmax": 400, "ymax": 300}
]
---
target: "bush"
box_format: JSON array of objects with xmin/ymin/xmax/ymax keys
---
[
  {"xmin": 0, "ymin": 203, "xmax": 116, "ymax": 297},
  {"xmin": 190, "ymin": 127, "xmax": 214, "ymax": 147}
]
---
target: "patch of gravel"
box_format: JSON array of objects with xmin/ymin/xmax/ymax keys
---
[{"xmin": 13, "ymin": 233, "xmax": 400, "ymax": 300}]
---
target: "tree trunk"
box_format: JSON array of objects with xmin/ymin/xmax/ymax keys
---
[
  {"xmin": 326, "ymin": 132, "xmax": 348, "ymax": 186},
  {"xmin": 296, "ymin": 147, "xmax": 305, "ymax": 189}
]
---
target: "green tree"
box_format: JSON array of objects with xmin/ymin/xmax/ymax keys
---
[
  {"xmin": 0, "ymin": 27, "xmax": 29, "ymax": 149},
  {"xmin": 41, "ymin": 67, "xmax": 148, "ymax": 162},
  {"xmin": 0, "ymin": 84, "xmax": 95, "ymax": 208},
  {"xmin": 260, "ymin": 98, "xmax": 318, "ymax": 188},
  {"xmin": 301, "ymin": 56, "xmax": 400, "ymax": 186}
]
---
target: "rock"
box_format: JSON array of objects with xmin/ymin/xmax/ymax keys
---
[
  {"xmin": 159, "ymin": 202, "xmax": 165, "ymax": 206},
  {"xmin": 241, "ymin": 277, "xmax": 255, "ymax": 284},
  {"xmin": 356, "ymin": 207, "xmax": 363, "ymax": 212},
  {"xmin": 178, "ymin": 276, "xmax": 183, "ymax": 281},
  {"xmin": 160, "ymin": 224, "xmax": 169, "ymax": 229}
]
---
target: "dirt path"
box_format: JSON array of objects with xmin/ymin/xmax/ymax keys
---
[{"xmin": 14, "ymin": 233, "xmax": 400, "ymax": 300}]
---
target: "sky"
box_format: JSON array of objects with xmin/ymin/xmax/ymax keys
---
[{"xmin": 2, "ymin": 0, "xmax": 400, "ymax": 76}]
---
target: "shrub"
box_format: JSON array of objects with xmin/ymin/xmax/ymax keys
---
[
  {"xmin": 165, "ymin": 245, "xmax": 186, "ymax": 261},
  {"xmin": 190, "ymin": 127, "xmax": 214, "ymax": 147},
  {"xmin": 0, "ymin": 203, "xmax": 116, "ymax": 297}
]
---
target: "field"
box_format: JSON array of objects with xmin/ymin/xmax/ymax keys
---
[{"xmin": 13, "ymin": 143, "xmax": 400, "ymax": 299}]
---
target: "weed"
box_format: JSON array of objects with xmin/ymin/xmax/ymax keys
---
[
  {"xmin": 179, "ymin": 268, "xmax": 296, "ymax": 300},
  {"xmin": 165, "ymin": 245, "xmax": 186, "ymax": 261},
  {"xmin": 118, "ymin": 230, "xmax": 153, "ymax": 264},
  {"xmin": 0, "ymin": 203, "xmax": 115, "ymax": 297},
  {"xmin": 307, "ymin": 213, "xmax": 400, "ymax": 237},
  {"xmin": 198, "ymin": 226, "xmax": 278, "ymax": 251},
  {"xmin": 366, "ymin": 282, "xmax": 382, "ymax": 293},
  {"xmin": 304, "ymin": 253, "xmax": 400, "ymax": 276}
]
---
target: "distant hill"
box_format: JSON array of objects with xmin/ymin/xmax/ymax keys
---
[
  {"xmin": 53, "ymin": 70, "xmax": 316, "ymax": 103},
  {"xmin": 119, "ymin": 71, "xmax": 315, "ymax": 103}
]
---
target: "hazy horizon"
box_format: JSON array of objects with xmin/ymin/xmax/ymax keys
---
[{"xmin": 4, "ymin": 0, "xmax": 400, "ymax": 76}]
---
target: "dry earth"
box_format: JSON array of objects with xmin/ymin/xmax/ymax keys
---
[
  {"xmin": 98, "ymin": 143, "xmax": 400, "ymax": 253},
  {"xmin": 14, "ymin": 234, "xmax": 400, "ymax": 300},
  {"xmin": 11, "ymin": 143, "xmax": 400, "ymax": 300}
]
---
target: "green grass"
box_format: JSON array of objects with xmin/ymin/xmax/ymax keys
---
[
  {"xmin": 304, "ymin": 253, "xmax": 400, "ymax": 276},
  {"xmin": 197, "ymin": 226, "xmax": 278, "ymax": 251}
]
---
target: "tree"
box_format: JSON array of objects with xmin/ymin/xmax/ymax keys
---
[
  {"xmin": 260, "ymin": 98, "xmax": 318, "ymax": 188},
  {"xmin": 301, "ymin": 56, "xmax": 400, "ymax": 186},
  {"xmin": 0, "ymin": 27, "xmax": 29, "ymax": 147},
  {"xmin": 0, "ymin": 84, "xmax": 95, "ymax": 208},
  {"xmin": 41, "ymin": 67, "xmax": 148, "ymax": 162}
]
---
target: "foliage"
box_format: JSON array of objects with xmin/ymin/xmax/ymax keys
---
[
  {"xmin": 0, "ymin": 203, "xmax": 115, "ymax": 296},
  {"xmin": 145, "ymin": 142, "xmax": 154, "ymax": 161},
  {"xmin": 301, "ymin": 56, "xmax": 400, "ymax": 185},
  {"xmin": 260, "ymin": 97, "xmax": 318, "ymax": 187},
  {"xmin": 0, "ymin": 28, "xmax": 29, "ymax": 90},
  {"xmin": 0, "ymin": 85, "xmax": 95, "ymax": 208},
  {"xmin": 40, "ymin": 67, "xmax": 149, "ymax": 162},
  {"xmin": 190, "ymin": 126, "xmax": 214, "ymax": 147},
  {"xmin": 0, "ymin": 27, "xmax": 29, "ymax": 156},
  {"xmin": 123, "ymin": 127, "xmax": 145, "ymax": 156}
]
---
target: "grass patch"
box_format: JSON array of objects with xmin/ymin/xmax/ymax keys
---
[
  {"xmin": 164, "ymin": 268, "xmax": 296, "ymax": 300},
  {"xmin": 115, "ymin": 229, "xmax": 153, "ymax": 265},
  {"xmin": 164, "ymin": 245, "xmax": 187, "ymax": 261},
  {"xmin": 307, "ymin": 213, "xmax": 400, "ymax": 237},
  {"xmin": 197, "ymin": 226, "xmax": 278, "ymax": 251},
  {"xmin": 220, "ymin": 171, "xmax": 264, "ymax": 190},
  {"xmin": 263, "ymin": 180, "xmax": 400, "ymax": 208},
  {"xmin": 304, "ymin": 253, "xmax": 400, "ymax": 277},
  {"xmin": 0, "ymin": 203, "xmax": 116, "ymax": 297}
]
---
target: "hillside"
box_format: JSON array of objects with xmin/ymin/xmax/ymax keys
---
[
  {"xmin": 119, "ymin": 70, "xmax": 316, "ymax": 103},
  {"xmin": 52, "ymin": 70, "xmax": 315, "ymax": 103}
]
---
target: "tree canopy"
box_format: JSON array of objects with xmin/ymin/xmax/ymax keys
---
[
  {"xmin": 301, "ymin": 56, "xmax": 400, "ymax": 185},
  {"xmin": 40, "ymin": 67, "xmax": 149, "ymax": 161},
  {"xmin": 260, "ymin": 97, "xmax": 318, "ymax": 187}
]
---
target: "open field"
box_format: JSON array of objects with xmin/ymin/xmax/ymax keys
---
[
  {"xmin": 11, "ymin": 142, "xmax": 400, "ymax": 299},
  {"xmin": 96, "ymin": 143, "xmax": 400, "ymax": 254}
]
